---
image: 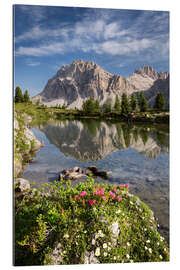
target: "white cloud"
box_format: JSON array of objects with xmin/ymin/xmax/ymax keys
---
[
  {"xmin": 16, "ymin": 42, "xmax": 66, "ymax": 57},
  {"xmin": 15, "ymin": 25, "xmax": 70, "ymax": 43},
  {"xmin": 26, "ymin": 61, "xmax": 40, "ymax": 67},
  {"xmin": 15, "ymin": 9, "xmax": 169, "ymax": 61}
]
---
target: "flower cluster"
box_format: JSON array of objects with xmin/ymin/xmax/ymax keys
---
[{"xmin": 73, "ymin": 183, "xmax": 130, "ymax": 207}]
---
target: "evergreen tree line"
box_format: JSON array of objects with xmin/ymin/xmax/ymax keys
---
[
  {"xmin": 14, "ymin": 86, "xmax": 30, "ymax": 103},
  {"xmin": 14, "ymin": 85, "xmax": 166, "ymax": 113},
  {"xmin": 82, "ymin": 92, "xmax": 166, "ymax": 114}
]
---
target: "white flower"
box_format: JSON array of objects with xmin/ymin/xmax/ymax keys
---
[
  {"xmin": 145, "ymin": 246, "xmax": 148, "ymax": 250},
  {"xmin": 160, "ymin": 236, "xmax": 164, "ymax": 241},
  {"xmin": 130, "ymin": 260, "xmax": 134, "ymax": 263},
  {"xmin": 95, "ymin": 247, "xmax": 100, "ymax": 257},
  {"xmin": 144, "ymin": 228, "xmax": 147, "ymax": 231},
  {"xmin": 92, "ymin": 239, "xmax": 96, "ymax": 245},
  {"xmin": 116, "ymin": 209, "xmax": 121, "ymax": 214},
  {"xmin": 104, "ymin": 252, "xmax": 107, "ymax": 257},
  {"xmin": 103, "ymin": 243, "xmax": 107, "ymax": 249},
  {"xmin": 108, "ymin": 246, "xmax": 111, "ymax": 251},
  {"xmin": 114, "ymin": 256, "xmax": 116, "ymax": 260},
  {"xmin": 63, "ymin": 233, "xmax": 69, "ymax": 239},
  {"xmin": 126, "ymin": 254, "xmax": 130, "ymax": 259},
  {"xmin": 108, "ymin": 242, "xmax": 112, "ymax": 246},
  {"xmin": 164, "ymin": 248, "xmax": 167, "ymax": 252},
  {"xmin": 84, "ymin": 230, "xmax": 87, "ymax": 233},
  {"xmin": 159, "ymin": 255, "xmax": 162, "ymax": 259},
  {"xmin": 157, "ymin": 242, "xmax": 160, "ymax": 246},
  {"xmin": 148, "ymin": 248, "xmax": 152, "ymax": 254},
  {"xmin": 146, "ymin": 240, "xmax": 150, "ymax": 243},
  {"xmin": 130, "ymin": 201, "xmax": 134, "ymax": 205},
  {"xmin": 127, "ymin": 242, "xmax": 131, "ymax": 247}
]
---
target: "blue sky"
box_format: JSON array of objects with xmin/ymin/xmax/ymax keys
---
[{"xmin": 14, "ymin": 5, "xmax": 169, "ymax": 97}]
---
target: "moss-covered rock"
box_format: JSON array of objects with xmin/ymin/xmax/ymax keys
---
[
  {"xmin": 14, "ymin": 179, "xmax": 169, "ymax": 265},
  {"xmin": 14, "ymin": 110, "xmax": 44, "ymax": 178}
]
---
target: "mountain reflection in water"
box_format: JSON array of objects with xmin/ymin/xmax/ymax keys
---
[{"xmin": 38, "ymin": 119, "xmax": 169, "ymax": 161}]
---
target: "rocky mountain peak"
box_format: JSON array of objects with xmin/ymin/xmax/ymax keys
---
[
  {"xmin": 134, "ymin": 65, "xmax": 159, "ymax": 80},
  {"xmin": 32, "ymin": 60, "xmax": 169, "ymax": 109}
]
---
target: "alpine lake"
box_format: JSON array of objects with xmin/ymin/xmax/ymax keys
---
[{"xmin": 22, "ymin": 119, "xmax": 169, "ymax": 244}]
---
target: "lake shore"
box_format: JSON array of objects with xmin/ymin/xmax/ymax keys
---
[
  {"xmin": 14, "ymin": 104, "xmax": 169, "ymax": 265},
  {"xmin": 15, "ymin": 102, "xmax": 169, "ymax": 125}
]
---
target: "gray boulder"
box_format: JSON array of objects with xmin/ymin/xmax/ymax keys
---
[{"xmin": 14, "ymin": 178, "xmax": 30, "ymax": 192}]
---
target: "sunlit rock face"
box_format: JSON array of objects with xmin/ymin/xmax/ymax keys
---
[
  {"xmin": 39, "ymin": 120, "xmax": 169, "ymax": 162},
  {"xmin": 32, "ymin": 60, "xmax": 169, "ymax": 109}
]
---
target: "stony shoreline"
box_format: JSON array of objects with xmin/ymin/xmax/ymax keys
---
[{"xmin": 14, "ymin": 111, "xmax": 44, "ymax": 178}]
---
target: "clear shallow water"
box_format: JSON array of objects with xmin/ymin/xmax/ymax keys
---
[{"xmin": 22, "ymin": 119, "xmax": 169, "ymax": 243}]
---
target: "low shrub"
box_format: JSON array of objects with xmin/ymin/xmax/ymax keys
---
[{"xmin": 14, "ymin": 178, "xmax": 169, "ymax": 265}]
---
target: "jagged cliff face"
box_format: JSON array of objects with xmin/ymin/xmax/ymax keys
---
[
  {"xmin": 39, "ymin": 120, "xmax": 169, "ymax": 162},
  {"xmin": 32, "ymin": 60, "xmax": 169, "ymax": 109}
]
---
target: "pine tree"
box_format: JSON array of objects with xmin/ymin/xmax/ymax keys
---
[
  {"xmin": 121, "ymin": 93, "xmax": 129, "ymax": 115},
  {"xmin": 104, "ymin": 102, "xmax": 112, "ymax": 113},
  {"xmin": 94, "ymin": 99, "xmax": 100, "ymax": 111},
  {"xmin": 139, "ymin": 92, "xmax": 148, "ymax": 112},
  {"xmin": 154, "ymin": 92, "xmax": 166, "ymax": 110},
  {"xmin": 15, "ymin": 86, "xmax": 24, "ymax": 103},
  {"xmin": 130, "ymin": 93, "xmax": 137, "ymax": 112},
  {"xmin": 23, "ymin": 90, "xmax": 30, "ymax": 103},
  {"xmin": 82, "ymin": 96, "xmax": 95, "ymax": 113},
  {"xmin": 114, "ymin": 94, "xmax": 121, "ymax": 112}
]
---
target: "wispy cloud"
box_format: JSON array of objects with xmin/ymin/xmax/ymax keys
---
[
  {"xmin": 15, "ymin": 8, "xmax": 169, "ymax": 63},
  {"xmin": 26, "ymin": 61, "xmax": 40, "ymax": 67},
  {"xmin": 17, "ymin": 5, "xmax": 47, "ymax": 23},
  {"xmin": 16, "ymin": 42, "xmax": 66, "ymax": 57}
]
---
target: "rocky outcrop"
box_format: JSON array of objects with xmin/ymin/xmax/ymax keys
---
[
  {"xmin": 14, "ymin": 111, "xmax": 44, "ymax": 178},
  {"xmin": 32, "ymin": 60, "xmax": 169, "ymax": 109},
  {"xmin": 14, "ymin": 178, "xmax": 30, "ymax": 193}
]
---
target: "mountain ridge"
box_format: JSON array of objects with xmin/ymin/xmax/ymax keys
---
[{"xmin": 32, "ymin": 60, "xmax": 169, "ymax": 109}]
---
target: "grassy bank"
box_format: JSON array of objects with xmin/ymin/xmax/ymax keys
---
[
  {"xmin": 14, "ymin": 103, "xmax": 169, "ymax": 124},
  {"xmin": 14, "ymin": 178, "xmax": 169, "ymax": 265}
]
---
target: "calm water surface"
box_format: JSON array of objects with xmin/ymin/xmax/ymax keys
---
[{"xmin": 22, "ymin": 119, "xmax": 169, "ymax": 243}]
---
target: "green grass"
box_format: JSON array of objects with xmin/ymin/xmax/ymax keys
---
[
  {"xmin": 14, "ymin": 178, "xmax": 169, "ymax": 265},
  {"xmin": 14, "ymin": 102, "xmax": 169, "ymax": 124}
]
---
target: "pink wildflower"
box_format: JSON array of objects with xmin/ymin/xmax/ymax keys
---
[
  {"xmin": 89, "ymin": 200, "xmax": 96, "ymax": 206},
  {"xmin": 119, "ymin": 184, "xmax": 125, "ymax": 188},
  {"xmin": 94, "ymin": 191, "xmax": 100, "ymax": 195},
  {"xmin": 102, "ymin": 196, "xmax": 106, "ymax": 201},
  {"xmin": 99, "ymin": 188, "xmax": 104, "ymax": 195},
  {"xmin": 117, "ymin": 196, "xmax": 122, "ymax": 201},
  {"xmin": 82, "ymin": 200, "xmax": 85, "ymax": 205},
  {"xmin": 74, "ymin": 195, "xmax": 78, "ymax": 199},
  {"xmin": 113, "ymin": 186, "xmax": 117, "ymax": 193},
  {"xmin": 80, "ymin": 191, "xmax": 87, "ymax": 197},
  {"xmin": 125, "ymin": 184, "xmax": 130, "ymax": 189},
  {"xmin": 109, "ymin": 191, "xmax": 115, "ymax": 198}
]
